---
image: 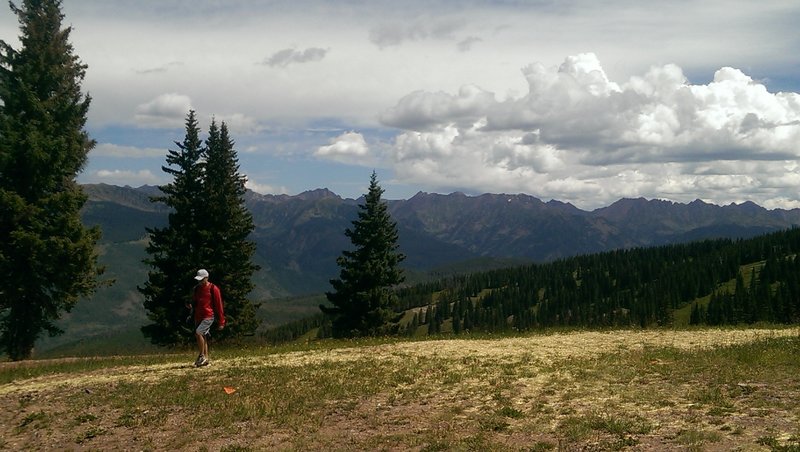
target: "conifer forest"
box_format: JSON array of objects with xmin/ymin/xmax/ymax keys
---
[{"xmin": 269, "ymin": 227, "xmax": 800, "ymax": 343}]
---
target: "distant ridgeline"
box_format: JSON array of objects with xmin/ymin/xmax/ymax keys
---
[{"xmin": 266, "ymin": 227, "xmax": 800, "ymax": 342}]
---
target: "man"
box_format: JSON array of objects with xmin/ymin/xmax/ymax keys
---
[{"xmin": 189, "ymin": 268, "xmax": 225, "ymax": 367}]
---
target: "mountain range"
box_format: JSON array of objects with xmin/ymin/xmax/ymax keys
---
[
  {"xmin": 84, "ymin": 183, "xmax": 800, "ymax": 295},
  {"xmin": 34, "ymin": 183, "xmax": 800, "ymax": 355}
]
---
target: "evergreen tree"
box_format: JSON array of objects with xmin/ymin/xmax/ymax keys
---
[
  {"xmin": 406, "ymin": 312, "xmax": 419, "ymax": 337},
  {"xmin": 0, "ymin": 0, "xmax": 101, "ymax": 360},
  {"xmin": 689, "ymin": 302, "xmax": 702, "ymax": 325},
  {"xmin": 321, "ymin": 172, "xmax": 405, "ymax": 337},
  {"xmin": 201, "ymin": 120, "xmax": 260, "ymax": 337},
  {"xmin": 463, "ymin": 302, "xmax": 473, "ymax": 331},
  {"xmin": 427, "ymin": 307, "xmax": 437, "ymax": 335},
  {"xmin": 452, "ymin": 306, "xmax": 462, "ymax": 334},
  {"xmin": 140, "ymin": 111, "xmax": 206, "ymax": 346}
]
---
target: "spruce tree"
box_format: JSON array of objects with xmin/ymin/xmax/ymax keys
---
[
  {"xmin": 452, "ymin": 307, "xmax": 462, "ymax": 334},
  {"xmin": 201, "ymin": 120, "xmax": 260, "ymax": 337},
  {"xmin": 321, "ymin": 172, "xmax": 405, "ymax": 337},
  {"xmin": 140, "ymin": 111, "xmax": 206, "ymax": 346},
  {"xmin": 689, "ymin": 302, "xmax": 701, "ymax": 325},
  {"xmin": 0, "ymin": 0, "xmax": 101, "ymax": 360}
]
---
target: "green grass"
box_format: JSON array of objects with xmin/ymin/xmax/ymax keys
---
[
  {"xmin": 17, "ymin": 411, "xmax": 49, "ymax": 431},
  {"xmin": 0, "ymin": 353, "xmax": 184, "ymax": 385},
  {"xmin": 675, "ymin": 428, "xmax": 723, "ymax": 450},
  {"xmin": 2, "ymin": 329, "xmax": 799, "ymax": 450},
  {"xmin": 559, "ymin": 411, "xmax": 652, "ymax": 446},
  {"xmin": 758, "ymin": 434, "xmax": 800, "ymax": 452}
]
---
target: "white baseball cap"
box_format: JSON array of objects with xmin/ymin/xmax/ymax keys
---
[{"xmin": 194, "ymin": 269, "xmax": 209, "ymax": 280}]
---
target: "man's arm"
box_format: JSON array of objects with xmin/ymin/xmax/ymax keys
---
[
  {"xmin": 185, "ymin": 286, "xmax": 196, "ymax": 324},
  {"xmin": 213, "ymin": 284, "xmax": 225, "ymax": 328}
]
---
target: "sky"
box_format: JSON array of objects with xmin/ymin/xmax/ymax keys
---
[{"xmin": 2, "ymin": 0, "xmax": 800, "ymax": 210}]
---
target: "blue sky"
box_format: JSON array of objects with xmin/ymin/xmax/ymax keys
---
[{"xmin": 3, "ymin": 0, "xmax": 800, "ymax": 209}]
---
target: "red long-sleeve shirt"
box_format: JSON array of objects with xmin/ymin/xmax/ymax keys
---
[{"xmin": 193, "ymin": 282, "xmax": 225, "ymax": 326}]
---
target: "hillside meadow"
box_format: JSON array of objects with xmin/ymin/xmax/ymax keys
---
[{"xmin": 2, "ymin": 328, "xmax": 799, "ymax": 451}]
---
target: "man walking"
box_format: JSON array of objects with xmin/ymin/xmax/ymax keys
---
[{"xmin": 190, "ymin": 268, "xmax": 225, "ymax": 367}]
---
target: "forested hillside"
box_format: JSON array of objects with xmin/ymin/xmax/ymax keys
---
[
  {"xmin": 402, "ymin": 227, "xmax": 800, "ymax": 333},
  {"xmin": 270, "ymin": 227, "xmax": 800, "ymax": 342}
]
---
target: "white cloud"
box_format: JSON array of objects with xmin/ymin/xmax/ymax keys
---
[
  {"xmin": 762, "ymin": 197, "xmax": 800, "ymax": 210},
  {"xmin": 381, "ymin": 85, "xmax": 496, "ymax": 131},
  {"xmin": 48, "ymin": 1, "xmax": 800, "ymax": 206},
  {"xmin": 209, "ymin": 113, "xmax": 263, "ymax": 136},
  {"xmin": 264, "ymin": 47, "xmax": 328, "ymax": 67},
  {"xmin": 134, "ymin": 93, "xmax": 192, "ymax": 128},
  {"xmin": 315, "ymin": 132, "xmax": 372, "ymax": 165},
  {"xmin": 245, "ymin": 180, "xmax": 289, "ymax": 195},
  {"xmin": 87, "ymin": 169, "xmax": 161, "ymax": 186},
  {"xmin": 381, "ymin": 53, "xmax": 800, "ymax": 208},
  {"xmin": 92, "ymin": 143, "xmax": 165, "ymax": 158}
]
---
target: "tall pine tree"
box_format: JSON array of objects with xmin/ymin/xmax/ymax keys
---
[
  {"xmin": 201, "ymin": 120, "xmax": 260, "ymax": 337},
  {"xmin": 140, "ymin": 111, "xmax": 206, "ymax": 346},
  {"xmin": 0, "ymin": 0, "xmax": 102, "ymax": 360},
  {"xmin": 321, "ymin": 172, "xmax": 405, "ymax": 337},
  {"xmin": 141, "ymin": 114, "xmax": 260, "ymax": 345}
]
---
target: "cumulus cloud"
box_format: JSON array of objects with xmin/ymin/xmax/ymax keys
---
[
  {"xmin": 264, "ymin": 47, "xmax": 328, "ymax": 67},
  {"xmin": 380, "ymin": 53, "xmax": 800, "ymax": 208},
  {"xmin": 134, "ymin": 93, "xmax": 192, "ymax": 128},
  {"xmin": 315, "ymin": 132, "xmax": 372, "ymax": 165},
  {"xmin": 381, "ymin": 85, "xmax": 496, "ymax": 131},
  {"xmin": 211, "ymin": 113, "xmax": 263, "ymax": 135}
]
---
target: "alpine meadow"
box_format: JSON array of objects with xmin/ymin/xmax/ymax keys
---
[{"xmin": 2, "ymin": 1, "xmax": 800, "ymax": 451}]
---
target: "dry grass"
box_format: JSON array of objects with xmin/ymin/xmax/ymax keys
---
[{"xmin": 1, "ymin": 327, "xmax": 799, "ymax": 451}]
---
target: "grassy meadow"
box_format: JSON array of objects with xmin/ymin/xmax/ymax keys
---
[{"xmin": 2, "ymin": 327, "xmax": 800, "ymax": 451}]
